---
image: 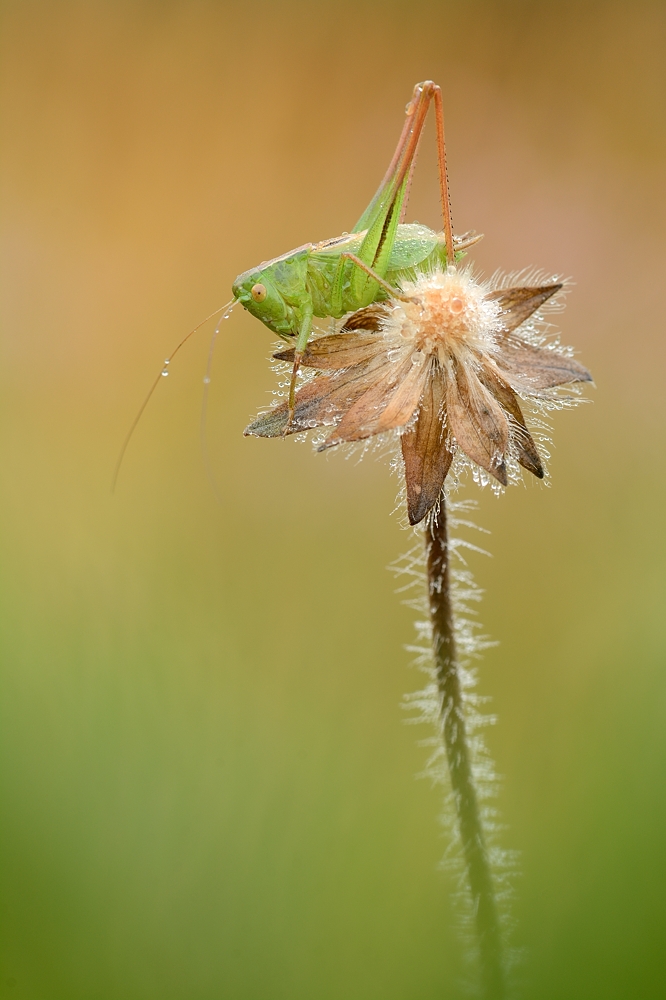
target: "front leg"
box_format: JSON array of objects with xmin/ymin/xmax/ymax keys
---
[{"xmin": 285, "ymin": 301, "xmax": 314, "ymax": 433}]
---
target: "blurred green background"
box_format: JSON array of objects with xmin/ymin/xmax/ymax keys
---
[{"xmin": 1, "ymin": 1, "xmax": 665, "ymax": 997}]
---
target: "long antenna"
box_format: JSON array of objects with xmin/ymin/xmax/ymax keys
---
[
  {"xmin": 112, "ymin": 299, "xmax": 236, "ymax": 492},
  {"xmin": 199, "ymin": 312, "xmax": 227, "ymax": 504}
]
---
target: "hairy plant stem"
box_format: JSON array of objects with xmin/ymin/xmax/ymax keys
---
[{"xmin": 426, "ymin": 497, "xmax": 505, "ymax": 999}]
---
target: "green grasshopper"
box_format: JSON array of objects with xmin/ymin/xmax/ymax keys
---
[
  {"xmin": 114, "ymin": 82, "xmax": 478, "ymax": 487},
  {"xmin": 231, "ymin": 81, "xmax": 480, "ymax": 424}
]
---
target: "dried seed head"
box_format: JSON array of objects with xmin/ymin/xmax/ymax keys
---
[{"xmin": 246, "ymin": 265, "xmax": 592, "ymax": 524}]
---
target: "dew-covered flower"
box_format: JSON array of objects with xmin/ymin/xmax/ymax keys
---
[{"xmin": 245, "ymin": 267, "xmax": 592, "ymax": 525}]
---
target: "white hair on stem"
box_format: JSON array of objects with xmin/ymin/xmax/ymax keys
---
[{"xmin": 392, "ymin": 496, "xmax": 520, "ymax": 995}]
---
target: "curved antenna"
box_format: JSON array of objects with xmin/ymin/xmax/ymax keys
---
[
  {"xmin": 112, "ymin": 298, "xmax": 237, "ymax": 492},
  {"xmin": 199, "ymin": 311, "xmax": 227, "ymax": 504}
]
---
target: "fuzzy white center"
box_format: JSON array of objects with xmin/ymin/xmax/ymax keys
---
[{"xmin": 383, "ymin": 268, "xmax": 501, "ymax": 365}]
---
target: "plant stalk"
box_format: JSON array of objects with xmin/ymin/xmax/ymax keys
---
[{"xmin": 425, "ymin": 497, "xmax": 505, "ymax": 999}]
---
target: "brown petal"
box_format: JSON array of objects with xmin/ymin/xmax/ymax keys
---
[
  {"xmin": 341, "ymin": 304, "xmax": 388, "ymax": 333},
  {"xmin": 446, "ymin": 359, "xmax": 509, "ymax": 485},
  {"xmin": 496, "ymin": 341, "xmax": 592, "ymax": 390},
  {"xmin": 244, "ymin": 405, "xmax": 289, "ymax": 438},
  {"xmin": 244, "ymin": 352, "xmax": 393, "ymax": 437},
  {"xmin": 476, "ymin": 361, "xmax": 544, "ymax": 478},
  {"xmin": 401, "ymin": 361, "xmax": 454, "ymax": 524},
  {"xmin": 486, "ymin": 284, "xmax": 562, "ymax": 335},
  {"xmin": 319, "ymin": 349, "xmax": 429, "ymax": 450},
  {"xmin": 274, "ymin": 334, "xmax": 382, "ymax": 370}
]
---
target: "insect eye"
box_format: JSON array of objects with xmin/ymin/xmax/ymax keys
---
[{"xmin": 251, "ymin": 283, "xmax": 267, "ymax": 303}]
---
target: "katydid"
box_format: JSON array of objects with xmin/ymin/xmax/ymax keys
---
[
  {"xmin": 115, "ymin": 82, "xmax": 477, "ymax": 486},
  {"xmin": 231, "ymin": 80, "xmax": 481, "ymax": 424}
]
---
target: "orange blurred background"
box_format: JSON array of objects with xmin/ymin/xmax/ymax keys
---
[{"xmin": 1, "ymin": 2, "xmax": 665, "ymax": 997}]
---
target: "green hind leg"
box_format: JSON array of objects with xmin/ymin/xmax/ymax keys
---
[{"xmin": 340, "ymin": 252, "xmax": 413, "ymax": 304}]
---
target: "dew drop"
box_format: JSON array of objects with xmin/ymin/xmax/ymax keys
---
[
  {"xmin": 161, "ymin": 369, "xmax": 169, "ymax": 377},
  {"xmin": 203, "ymin": 376, "xmax": 211, "ymax": 384}
]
